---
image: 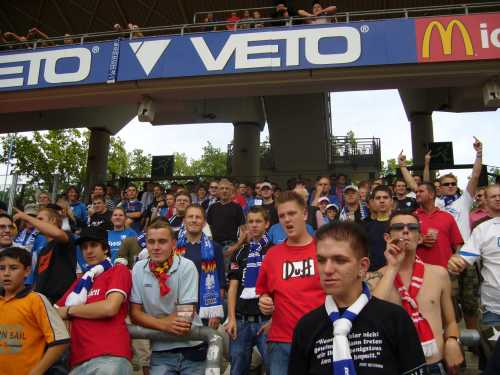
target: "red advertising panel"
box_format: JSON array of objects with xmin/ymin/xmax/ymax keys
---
[{"xmin": 416, "ymin": 12, "xmax": 500, "ymax": 63}]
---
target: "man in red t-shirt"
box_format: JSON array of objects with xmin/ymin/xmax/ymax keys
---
[
  {"xmin": 55, "ymin": 227, "xmax": 133, "ymax": 374},
  {"xmin": 256, "ymin": 191, "xmax": 325, "ymax": 375},
  {"xmin": 415, "ymin": 182, "xmax": 463, "ymax": 268}
]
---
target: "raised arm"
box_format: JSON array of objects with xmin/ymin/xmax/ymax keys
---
[
  {"xmin": 466, "ymin": 137, "xmax": 483, "ymax": 197},
  {"xmin": 297, "ymin": 9, "xmax": 313, "ymax": 17},
  {"xmin": 14, "ymin": 209, "xmax": 69, "ymax": 243},
  {"xmin": 398, "ymin": 150, "xmax": 418, "ymax": 192},
  {"xmin": 423, "ymin": 150, "xmax": 431, "ymax": 182},
  {"xmin": 29, "ymin": 27, "xmax": 49, "ymax": 39},
  {"xmin": 319, "ymin": 6, "xmax": 337, "ymax": 15}
]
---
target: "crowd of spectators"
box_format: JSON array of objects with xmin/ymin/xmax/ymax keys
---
[
  {"xmin": 0, "ymin": 1, "xmax": 337, "ymax": 50},
  {"xmin": 2, "ymin": 134, "xmax": 500, "ymax": 374},
  {"xmin": 201, "ymin": 1, "xmax": 337, "ymax": 30}
]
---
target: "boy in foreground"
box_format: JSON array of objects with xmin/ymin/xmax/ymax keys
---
[
  {"xmin": 290, "ymin": 222, "xmax": 426, "ymax": 374},
  {"xmin": 0, "ymin": 247, "xmax": 69, "ymax": 375}
]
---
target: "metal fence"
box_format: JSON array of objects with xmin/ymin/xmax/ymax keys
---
[
  {"xmin": 1, "ymin": 1, "xmax": 499, "ymax": 50},
  {"xmin": 330, "ymin": 137, "xmax": 382, "ymax": 169}
]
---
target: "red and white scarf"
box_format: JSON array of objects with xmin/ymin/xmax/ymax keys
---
[{"xmin": 394, "ymin": 256, "xmax": 439, "ymax": 358}]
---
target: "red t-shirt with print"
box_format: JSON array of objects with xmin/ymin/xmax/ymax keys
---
[
  {"xmin": 57, "ymin": 264, "xmax": 132, "ymax": 368},
  {"xmin": 256, "ymin": 239, "xmax": 325, "ymax": 343}
]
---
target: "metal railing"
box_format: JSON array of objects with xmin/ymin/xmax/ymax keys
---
[
  {"xmin": 330, "ymin": 137, "xmax": 382, "ymax": 169},
  {"xmin": 1, "ymin": 2, "xmax": 499, "ymax": 51},
  {"xmin": 128, "ymin": 324, "xmax": 223, "ymax": 374}
]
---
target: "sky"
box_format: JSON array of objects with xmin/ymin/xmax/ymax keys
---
[{"xmin": 115, "ymin": 89, "xmax": 500, "ymax": 189}]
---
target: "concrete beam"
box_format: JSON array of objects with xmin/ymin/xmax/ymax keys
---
[
  {"xmin": 265, "ymin": 93, "xmax": 331, "ymax": 184},
  {"xmin": 231, "ymin": 122, "xmax": 261, "ymax": 181},
  {"xmin": 85, "ymin": 128, "xmax": 110, "ymax": 194},
  {"xmin": 0, "ymin": 104, "xmax": 137, "ymax": 135},
  {"xmin": 150, "ymin": 97, "xmax": 266, "ymax": 127},
  {"xmin": 409, "ymin": 112, "xmax": 433, "ymax": 165}
]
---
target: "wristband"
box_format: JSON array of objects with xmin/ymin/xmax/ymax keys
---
[
  {"xmin": 446, "ymin": 336, "xmax": 460, "ymax": 344},
  {"xmin": 66, "ymin": 306, "xmax": 73, "ymax": 319},
  {"xmin": 476, "ymin": 152, "xmax": 482, "ymax": 158}
]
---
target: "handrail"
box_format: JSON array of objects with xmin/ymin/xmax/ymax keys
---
[
  {"xmin": 1, "ymin": 1, "xmax": 499, "ymax": 51},
  {"xmin": 128, "ymin": 324, "xmax": 223, "ymax": 374}
]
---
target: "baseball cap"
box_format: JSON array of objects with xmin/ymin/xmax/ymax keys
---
[
  {"xmin": 318, "ymin": 196, "xmax": 330, "ymax": 204},
  {"xmin": 261, "ymin": 182, "xmax": 273, "ymax": 190},
  {"xmin": 76, "ymin": 226, "xmax": 109, "ymax": 247},
  {"xmin": 326, "ymin": 203, "xmax": 339, "ymax": 211},
  {"xmin": 0, "ymin": 201, "xmax": 7, "ymax": 212},
  {"xmin": 343, "ymin": 185, "xmax": 359, "ymax": 193}
]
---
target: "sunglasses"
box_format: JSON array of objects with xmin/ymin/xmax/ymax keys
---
[
  {"xmin": 441, "ymin": 182, "xmax": 457, "ymax": 187},
  {"xmin": 388, "ymin": 223, "xmax": 420, "ymax": 232}
]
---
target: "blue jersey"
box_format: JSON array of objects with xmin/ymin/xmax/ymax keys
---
[
  {"xmin": 108, "ymin": 228, "xmax": 138, "ymax": 262},
  {"xmin": 70, "ymin": 201, "xmax": 88, "ymax": 227},
  {"xmin": 122, "ymin": 200, "xmax": 143, "ymax": 232}
]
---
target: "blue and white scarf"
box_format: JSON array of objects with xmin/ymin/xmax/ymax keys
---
[
  {"xmin": 240, "ymin": 235, "xmax": 270, "ymax": 299},
  {"xmin": 177, "ymin": 229, "xmax": 224, "ymax": 319},
  {"xmin": 325, "ymin": 282, "xmax": 371, "ymax": 375},
  {"xmin": 65, "ymin": 258, "xmax": 113, "ymax": 306},
  {"xmin": 443, "ymin": 193, "xmax": 460, "ymax": 207}
]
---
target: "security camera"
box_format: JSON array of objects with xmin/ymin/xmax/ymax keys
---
[{"xmin": 138, "ymin": 96, "xmax": 155, "ymax": 122}]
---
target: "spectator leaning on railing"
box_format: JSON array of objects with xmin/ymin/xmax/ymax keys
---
[{"xmin": 298, "ymin": 1, "xmax": 337, "ymax": 24}]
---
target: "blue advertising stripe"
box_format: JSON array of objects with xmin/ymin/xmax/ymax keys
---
[
  {"xmin": 116, "ymin": 18, "xmax": 418, "ymax": 82},
  {"xmin": 0, "ymin": 18, "xmax": 418, "ymax": 92},
  {"xmin": 0, "ymin": 41, "xmax": 116, "ymax": 92}
]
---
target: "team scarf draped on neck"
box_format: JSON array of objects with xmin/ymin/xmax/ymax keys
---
[
  {"xmin": 394, "ymin": 256, "xmax": 439, "ymax": 357},
  {"xmin": 443, "ymin": 193, "xmax": 460, "ymax": 207},
  {"xmin": 149, "ymin": 255, "xmax": 174, "ymax": 297},
  {"xmin": 240, "ymin": 234, "xmax": 270, "ymax": 299},
  {"xmin": 325, "ymin": 282, "xmax": 371, "ymax": 375},
  {"xmin": 65, "ymin": 258, "xmax": 113, "ymax": 306},
  {"xmin": 176, "ymin": 228, "xmax": 224, "ymax": 319}
]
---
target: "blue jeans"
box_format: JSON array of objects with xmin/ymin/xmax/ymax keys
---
[
  {"xmin": 267, "ymin": 342, "xmax": 291, "ymax": 375},
  {"xmin": 482, "ymin": 310, "xmax": 500, "ymax": 326},
  {"xmin": 70, "ymin": 356, "xmax": 132, "ymax": 375},
  {"xmin": 229, "ymin": 319, "xmax": 269, "ymax": 375},
  {"xmin": 150, "ymin": 351, "xmax": 205, "ymax": 375}
]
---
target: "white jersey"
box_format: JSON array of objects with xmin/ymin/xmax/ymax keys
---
[
  {"xmin": 439, "ymin": 190, "xmax": 473, "ymax": 241},
  {"xmin": 459, "ymin": 217, "xmax": 500, "ymax": 314}
]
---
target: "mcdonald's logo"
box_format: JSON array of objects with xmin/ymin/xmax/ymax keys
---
[{"xmin": 421, "ymin": 19, "xmax": 474, "ymax": 58}]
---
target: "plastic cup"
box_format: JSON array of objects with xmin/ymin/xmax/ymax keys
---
[{"xmin": 175, "ymin": 304, "xmax": 194, "ymax": 323}]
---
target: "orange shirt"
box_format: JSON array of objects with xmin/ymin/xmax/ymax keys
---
[{"xmin": 0, "ymin": 288, "xmax": 69, "ymax": 375}]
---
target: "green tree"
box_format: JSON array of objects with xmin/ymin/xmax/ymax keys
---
[
  {"xmin": 381, "ymin": 158, "xmax": 412, "ymax": 176},
  {"xmin": 107, "ymin": 137, "xmax": 128, "ymax": 177},
  {"xmin": 0, "ymin": 129, "xmax": 88, "ymax": 190},
  {"xmin": 173, "ymin": 152, "xmax": 194, "ymax": 176},
  {"xmin": 126, "ymin": 149, "xmax": 152, "ymax": 178},
  {"xmin": 191, "ymin": 141, "xmax": 227, "ymax": 176}
]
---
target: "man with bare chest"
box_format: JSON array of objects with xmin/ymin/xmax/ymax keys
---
[{"xmin": 366, "ymin": 212, "xmax": 463, "ymax": 374}]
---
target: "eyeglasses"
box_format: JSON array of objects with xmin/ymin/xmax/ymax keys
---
[
  {"xmin": 0, "ymin": 224, "xmax": 14, "ymax": 232},
  {"xmin": 388, "ymin": 223, "xmax": 420, "ymax": 232},
  {"xmin": 441, "ymin": 182, "xmax": 457, "ymax": 187}
]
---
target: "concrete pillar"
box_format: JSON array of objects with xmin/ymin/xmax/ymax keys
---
[
  {"xmin": 86, "ymin": 128, "xmax": 110, "ymax": 193},
  {"xmin": 410, "ymin": 112, "xmax": 433, "ymax": 165},
  {"xmin": 231, "ymin": 122, "xmax": 261, "ymax": 181}
]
